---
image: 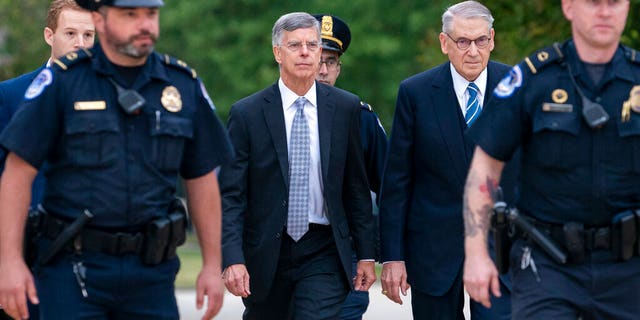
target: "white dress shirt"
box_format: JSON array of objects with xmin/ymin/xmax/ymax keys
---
[
  {"xmin": 279, "ymin": 79, "xmax": 329, "ymax": 225},
  {"xmin": 450, "ymin": 64, "xmax": 488, "ymax": 117}
]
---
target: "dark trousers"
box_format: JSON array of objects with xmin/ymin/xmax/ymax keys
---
[
  {"xmin": 411, "ymin": 267, "xmax": 511, "ymax": 320},
  {"xmin": 243, "ymin": 224, "xmax": 350, "ymax": 320},
  {"xmin": 511, "ymin": 239, "xmax": 640, "ymax": 320},
  {"xmin": 35, "ymin": 239, "xmax": 179, "ymax": 320}
]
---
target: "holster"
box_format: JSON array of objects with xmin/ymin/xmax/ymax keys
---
[
  {"xmin": 141, "ymin": 198, "xmax": 187, "ymax": 265},
  {"xmin": 491, "ymin": 205, "xmax": 512, "ymax": 274},
  {"xmin": 23, "ymin": 208, "xmax": 43, "ymax": 267}
]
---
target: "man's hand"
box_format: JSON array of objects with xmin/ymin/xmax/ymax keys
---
[
  {"xmin": 463, "ymin": 251, "xmax": 501, "ymax": 308},
  {"xmin": 222, "ymin": 264, "xmax": 251, "ymax": 298},
  {"xmin": 195, "ymin": 265, "xmax": 225, "ymax": 320},
  {"xmin": 353, "ymin": 260, "xmax": 376, "ymax": 291},
  {"xmin": 380, "ymin": 261, "xmax": 409, "ymax": 304},
  {"xmin": 0, "ymin": 258, "xmax": 38, "ymax": 320}
]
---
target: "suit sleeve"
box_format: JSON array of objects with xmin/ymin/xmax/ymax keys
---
[
  {"xmin": 379, "ymin": 83, "xmax": 415, "ymax": 262},
  {"xmin": 344, "ymin": 103, "xmax": 376, "ymax": 260},
  {"xmin": 219, "ymin": 105, "xmax": 249, "ymax": 268}
]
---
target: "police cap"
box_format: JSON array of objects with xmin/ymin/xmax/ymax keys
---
[
  {"xmin": 312, "ymin": 14, "xmax": 351, "ymax": 55},
  {"xmin": 75, "ymin": 0, "xmax": 164, "ymax": 11}
]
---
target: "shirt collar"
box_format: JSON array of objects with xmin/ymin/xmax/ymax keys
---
[
  {"xmin": 278, "ymin": 78, "xmax": 318, "ymax": 110},
  {"xmin": 90, "ymin": 42, "xmax": 171, "ymax": 86},
  {"xmin": 450, "ymin": 63, "xmax": 488, "ymax": 101}
]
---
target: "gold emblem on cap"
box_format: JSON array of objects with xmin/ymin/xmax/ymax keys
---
[
  {"xmin": 622, "ymin": 85, "xmax": 640, "ymax": 122},
  {"xmin": 161, "ymin": 86, "xmax": 182, "ymax": 112},
  {"xmin": 66, "ymin": 52, "xmax": 78, "ymax": 61},
  {"xmin": 537, "ymin": 51, "xmax": 549, "ymax": 62},
  {"xmin": 551, "ymin": 89, "xmax": 568, "ymax": 104},
  {"xmin": 321, "ymin": 16, "xmax": 334, "ymax": 37}
]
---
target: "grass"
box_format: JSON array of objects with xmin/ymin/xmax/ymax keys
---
[{"xmin": 175, "ymin": 232, "xmax": 202, "ymax": 289}]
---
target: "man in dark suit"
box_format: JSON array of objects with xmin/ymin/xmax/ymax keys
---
[
  {"xmin": 220, "ymin": 12, "xmax": 376, "ymax": 320},
  {"xmin": 0, "ymin": 0, "xmax": 95, "ymax": 207},
  {"xmin": 379, "ymin": 1, "xmax": 517, "ymax": 319}
]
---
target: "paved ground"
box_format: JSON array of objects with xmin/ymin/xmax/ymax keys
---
[{"xmin": 178, "ymin": 283, "xmax": 470, "ymax": 319}]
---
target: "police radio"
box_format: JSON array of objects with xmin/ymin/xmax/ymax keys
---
[
  {"xmin": 108, "ymin": 77, "xmax": 145, "ymax": 115},
  {"xmin": 564, "ymin": 62, "xmax": 609, "ymax": 129}
]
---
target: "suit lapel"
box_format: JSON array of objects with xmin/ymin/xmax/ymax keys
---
[
  {"xmin": 432, "ymin": 63, "xmax": 468, "ymax": 185},
  {"xmin": 316, "ymin": 83, "xmax": 334, "ymax": 182},
  {"xmin": 262, "ymin": 84, "xmax": 290, "ymax": 188}
]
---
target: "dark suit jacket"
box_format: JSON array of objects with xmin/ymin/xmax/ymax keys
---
[
  {"xmin": 220, "ymin": 82, "xmax": 375, "ymax": 302},
  {"xmin": 0, "ymin": 66, "xmax": 47, "ymax": 208},
  {"xmin": 379, "ymin": 61, "xmax": 519, "ymax": 296}
]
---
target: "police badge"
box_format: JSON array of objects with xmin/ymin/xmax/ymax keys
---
[{"xmin": 161, "ymin": 86, "xmax": 182, "ymax": 112}]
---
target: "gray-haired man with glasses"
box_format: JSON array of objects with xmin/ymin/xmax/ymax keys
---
[
  {"xmin": 379, "ymin": 1, "xmax": 518, "ymax": 319},
  {"xmin": 220, "ymin": 12, "xmax": 376, "ymax": 320}
]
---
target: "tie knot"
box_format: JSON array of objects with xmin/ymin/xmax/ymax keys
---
[
  {"xmin": 467, "ymin": 82, "xmax": 479, "ymax": 95},
  {"xmin": 294, "ymin": 97, "xmax": 308, "ymax": 110}
]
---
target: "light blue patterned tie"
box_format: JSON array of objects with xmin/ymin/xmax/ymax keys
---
[
  {"xmin": 287, "ymin": 97, "xmax": 310, "ymax": 241},
  {"xmin": 465, "ymin": 82, "xmax": 481, "ymax": 127}
]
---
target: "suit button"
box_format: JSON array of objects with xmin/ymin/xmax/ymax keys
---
[
  {"xmin": 275, "ymin": 232, "xmax": 281, "ymax": 239},
  {"xmin": 282, "ymin": 200, "xmax": 287, "ymax": 207}
]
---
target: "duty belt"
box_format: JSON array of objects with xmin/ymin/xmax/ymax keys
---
[
  {"xmin": 533, "ymin": 221, "xmax": 612, "ymax": 251},
  {"xmin": 41, "ymin": 214, "xmax": 144, "ymax": 255}
]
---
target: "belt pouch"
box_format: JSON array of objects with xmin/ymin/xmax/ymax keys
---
[
  {"xmin": 563, "ymin": 222, "xmax": 585, "ymax": 264},
  {"xmin": 612, "ymin": 211, "xmax": 636, "ymax": 261},
  {"xmin": 165, "ymin": 212, "xmax": 186, "ymax": 260},
  {"xmin": 142, "ymin": 217, "xmax": 171, "ymax": 265}
]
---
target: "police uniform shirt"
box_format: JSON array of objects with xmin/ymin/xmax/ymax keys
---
[
  {"xmin": 469, "ymin": 39, "xmax": 640, "ymax": 226},
  {"xmin": 0, "ymin": 43, "xmax": 234, "ymax": 228}
]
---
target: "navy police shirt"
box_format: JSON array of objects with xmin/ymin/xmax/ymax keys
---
[
  {"xmin": 0, "ymin": 43, "xmax": 234, "ymax": 229},
  {"xmin": 470, "ymin": 39, "xmax": 640, "ymax": 226},
  {"xmin": 358, "ymin": 101, "xmax": 387, "ymax": 195}
]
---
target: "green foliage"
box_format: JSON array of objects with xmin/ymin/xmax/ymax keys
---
[{"xmin": 2, "ymin": 0, "xmax": 640, "ymax": 128}]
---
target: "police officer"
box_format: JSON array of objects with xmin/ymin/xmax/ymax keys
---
[
  {"xmin": 0, "ymin": 0, "xmax": 234, "ymax": 319},
  {"xmin": 463, "ymin": 0, "xmax": 640, "ymax": 319},
  {"xmin": 313, "ymin": 14, "xmax": 388, "ymax": 320}
]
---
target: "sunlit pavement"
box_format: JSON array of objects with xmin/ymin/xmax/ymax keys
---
[{"xmin": 177, "ymin": 282, "xmax": 471, "ymax": 319}]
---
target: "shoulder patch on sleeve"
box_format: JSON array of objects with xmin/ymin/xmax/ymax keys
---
[
  {"xmin": 162, "ymin": 54, "xmax": 198, "ymax": 79},
  {"xmin": 522, "ymin": 42, "xmax": 564, "ymax": 75},
  {"xmin": 623, "ymin": 46, "xmax": 640, "ymax": 64},
  {"xmin": 51, "ymin": 48, "xmax": 92, "ymax": 72},
  {"xmin": 360, "ymin": 101, "xmax": 373, "ymax": 112},
  {"xmin": 24, "ymin": 68, "xmax": 53, "ymax": 100},
  {"xmin": 493, "ymin": 65, "xmax": 523, "ymax": 99}
]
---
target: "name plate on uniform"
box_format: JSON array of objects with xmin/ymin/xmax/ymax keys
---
[
  {"xmin": 74, "ymin": 101, "xmax": 106, "ymax": 111},
  {"xmin": 542, "ymin": 103, "xmax": 572, "ymax": 112}
]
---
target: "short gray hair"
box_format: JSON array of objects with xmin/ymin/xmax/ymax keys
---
[
  {"xmin": 272, "ymin": 12, "xmax": 321, "ymax": 47},
  {"xmin": 442, "ymin": 1, "xmax": 494, "ymax": 34}
]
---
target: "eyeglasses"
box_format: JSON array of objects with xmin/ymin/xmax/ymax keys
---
[
  {"xmin": 282, "ymin": 41, "xmax": 320, "ymax": 52},
  {"xmin": 446, "ymin": 33, "xmax": 491, "ymax": 50},
  {"xmin": 319, "ymin": 58, "xmax": 341, "ymax": 70}
]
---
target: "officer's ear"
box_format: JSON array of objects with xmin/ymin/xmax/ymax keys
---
[{"xmin": 44, "ymin": 27, "xmax": 55, "ymax": 47}]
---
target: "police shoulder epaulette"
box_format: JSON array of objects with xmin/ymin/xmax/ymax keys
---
[
  {"xmin": 162, "ymin": 54, "xmax": 198, "ymax": 79},
  {"xmin": 51, "ymin": 48, "xmax": 92, "ymax": 71},
  {"xmin": 622, "ymin": 46, "xmax": 640, "ymax": 64},
  {"xmin": 360, "ymin": 101, "xmax": 373, "ymax": 112},
  {"xmin": 522, "ymin": 42, "xmax": 564, "ymax": 75}
]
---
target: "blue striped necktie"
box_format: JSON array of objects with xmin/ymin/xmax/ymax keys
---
[
  {"xmin": 287, "ymin": 97, "xmax": 310, "ymax": 241},
  {"xmin": 465, "ymin": 82, "xmax": 481, "ymax": 127}
]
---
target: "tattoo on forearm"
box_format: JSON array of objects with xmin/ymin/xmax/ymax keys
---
[{"xmin": 463, "ymin": 172, "xmax": 498, "ymax": 237}]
